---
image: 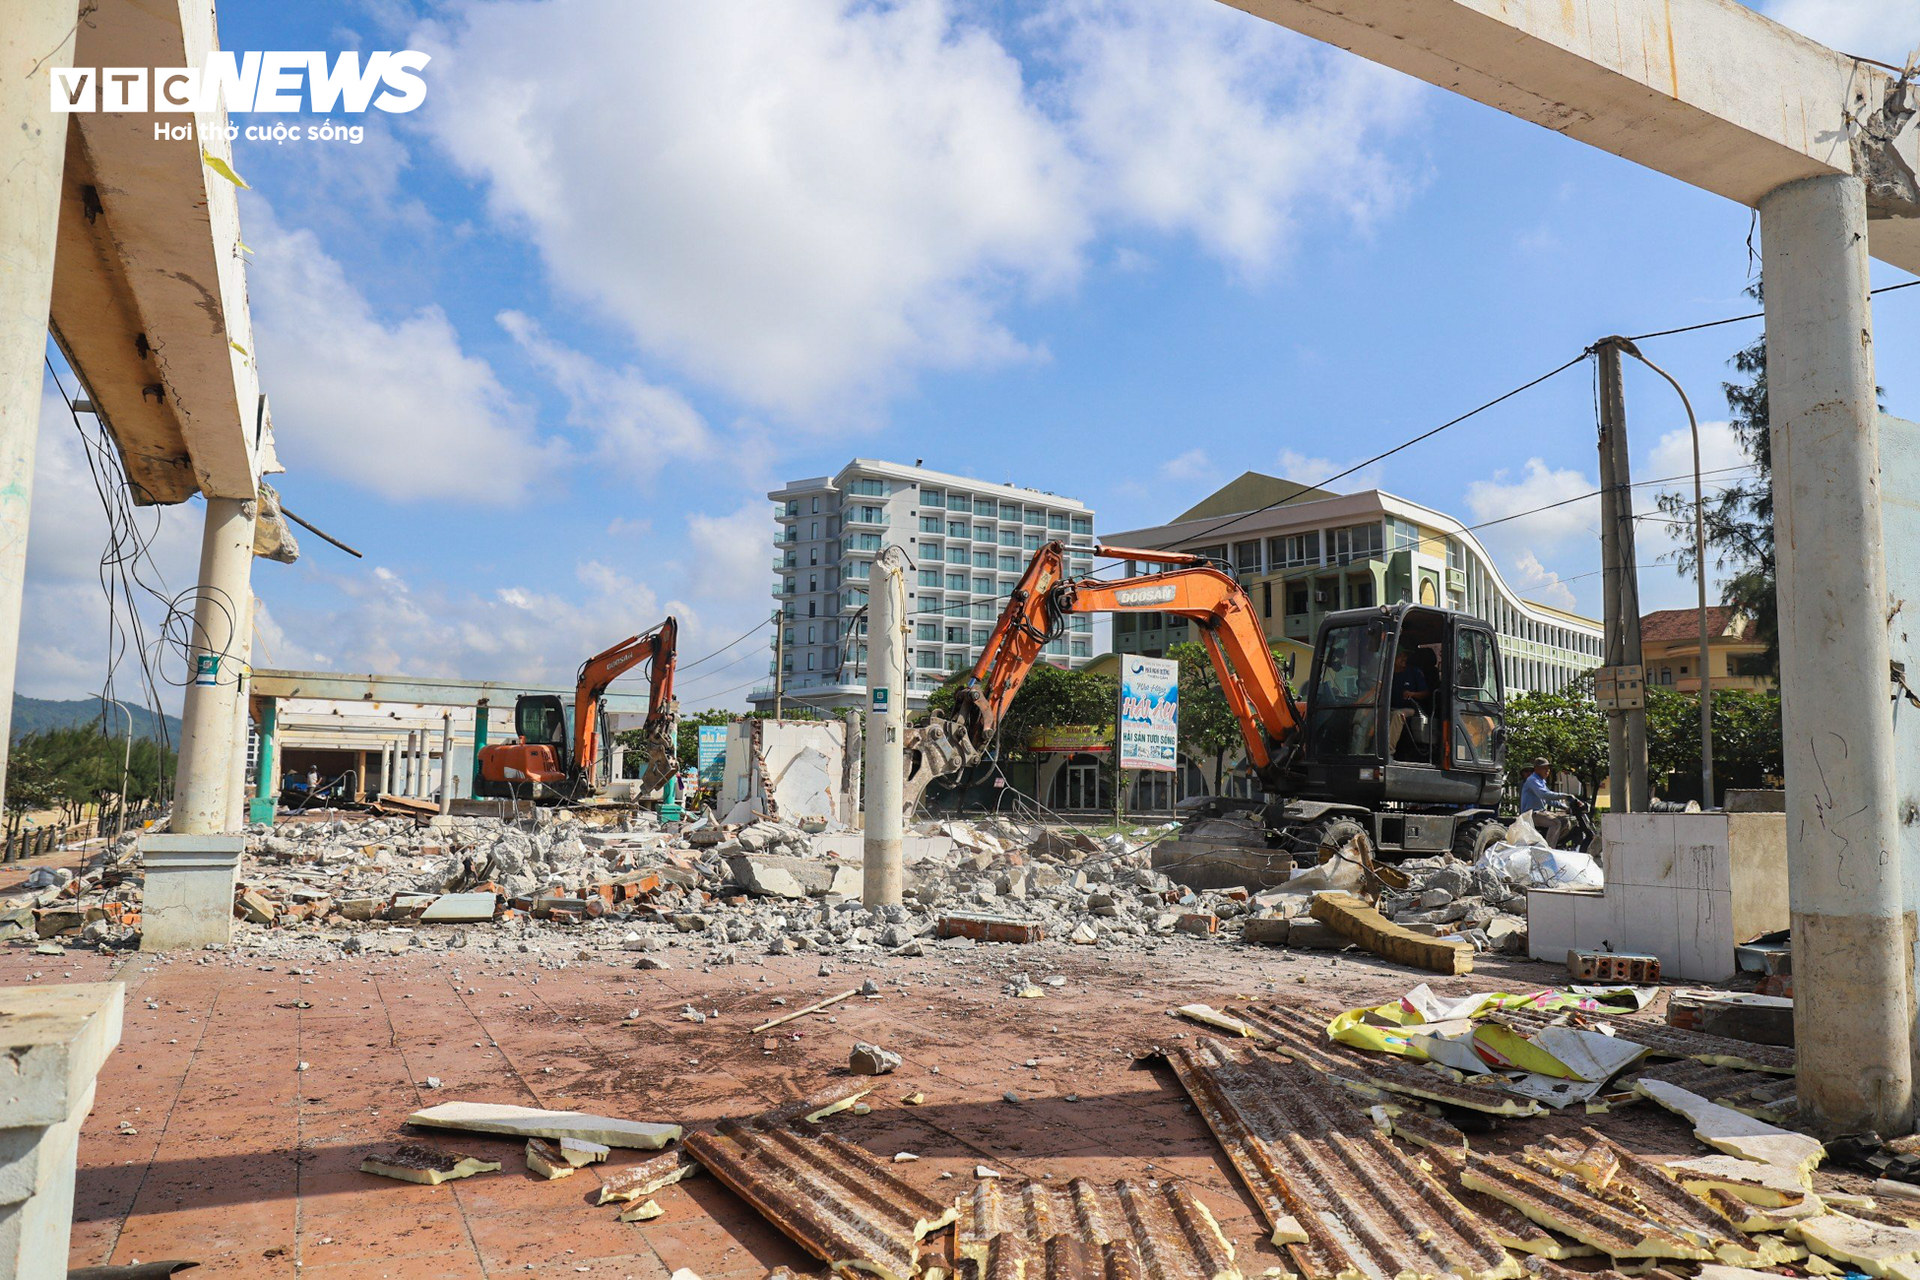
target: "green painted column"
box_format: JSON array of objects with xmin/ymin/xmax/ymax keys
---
[
  {"xmin": 248, "ymin": 697, "xmax": 278, "ymax": 824},
  {"xmin": 470, "ymin": 704, "xmax": 489, "ymax": 798}
]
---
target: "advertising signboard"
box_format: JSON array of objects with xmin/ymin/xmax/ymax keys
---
[
  {"xmin": 696, "ymin": 724, "xmax": 728, "ymax": 788},
  {"xmin": 1118, "ymin": 657, "xmax": 1178, "ymax": 772}
]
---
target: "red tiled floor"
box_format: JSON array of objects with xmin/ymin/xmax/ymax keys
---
[{"xmin": 19, "ymin": 929, "xmax": 1652, "ymax": 1274}]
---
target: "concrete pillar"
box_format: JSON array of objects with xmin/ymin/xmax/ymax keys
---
[
  {"xmin": 225, "ymin": 590, "xmax": 255, "ymax": 830},
  {"xmin": 863, "ymin": 547, "xmax": 908, "ymax": 907},
  {"xmin": 0, "ymin": 1, "xmax": 80, "ymax": 820},
  {"xmin": 172, "ymin": 497, "xmax": 257, "ymax": 834},
  {"xmin": 438, "ymin": 712, "xmax": 454, "ymax": 815},
  {"xmin": 470, "ymin": 704, "xmax": 490, "ymax": 798},
  {"xmin": 1760, "ymin": 173, "xmax": 1912, "ymax": 1135},
  {"xmin": 0, "ymin": 982, "xmax": 122, "ymax": 1279},
  {"xmin": 250, "ymin": 696, "xmax": 277, "ymax": 825},
  {"xmin": 380, "ymin": 741, "xmax": 393, "ymax": 797},
  {"xmin": 401, "ymin": 731, "xmax": 416, "ymax": 796},
  {"xmin": 414, "ymin": 732, "xmax": 429, "ymax": 798}
]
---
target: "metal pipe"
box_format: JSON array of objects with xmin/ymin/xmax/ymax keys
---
[
  {"xmin": 863, "ymin": 547, "xmax": 909, "ymax": 907},
  {"xmin": 1618, "ymin": 340, "xmax": 1714, "ymax": 807}
]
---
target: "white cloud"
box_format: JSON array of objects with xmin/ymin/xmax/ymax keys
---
[
  {"xmin": 1160, "ymin": 447, "xmax": 1215, "ymax": 482},
  {"xmin": 498, "ymin": 311, "xmax": 712, "ymax": 482},
  {"xmin": 414, "ymin": 0, "xmax": 1425, "ymax": 414},
  {"xmin": 1511, "ymin": 550, "xmax": 1577, "ymax": 610},
  {"xmin": 417, "ymin": 0, "xmax": 1085, "ymax": 415},
  {"xmin": 1763, "ymin": 0, "xmax": 1920, "ymax": 64},
  {"xmin": 246, "ymin": 202, "xmax": 567, "ymax": 504},
  {"xmin": 1464, "ymin": 458, "xmax": 1599, "ymax": 549},
  {"xmin": 1038, "ymin": 0, "xmax": 1425, "ymax": 276}
]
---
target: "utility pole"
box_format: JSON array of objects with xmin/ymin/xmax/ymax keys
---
[
  {"xmin": 772, "ymin": 607, "xmax": 785, "ymax": 720},
  {"xmin": 863, "ymin": 547, "xmax": 908, "ymax": 907},
  {"xmin": 1595, "ymin": 339, "xmax": 1650, "ymax": 812}
]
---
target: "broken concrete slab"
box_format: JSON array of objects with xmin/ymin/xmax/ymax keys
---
[
  {"xmin": 406, "ymin": 1101, "xmax": 681, "ymax": 1150},
  {"xmin": 1792, "ymin": 1212, "xmax": 1920, "ymax": 1277},
  {"xmin": 360, "ymin": 1144, "xmax": 501, "ymax": 1184},
  {"xmin": 598, "ymin": 1149, "xmax": 701, "ymax": 1205},
  {"xmin": 419, "ymin": 892, "xmax": 497, "ymax": 923},
  {"xmin": 1633, "ymin": 1079, "xmax": 1824, "ymax": 1182},
  {"xmin": 619, "ymin": 1198, "xmax": 665, "ymax": 1222},
  {"xmin": 525, "ymin": 1138, "xmax": 578, "ymax": 1179}
]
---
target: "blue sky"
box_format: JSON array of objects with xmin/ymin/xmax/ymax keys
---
[{"xmin": 24, "ymin": 0, "xmax": 1920, "ymax": 714}]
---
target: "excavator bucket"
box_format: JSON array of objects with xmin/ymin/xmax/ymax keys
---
[
  {"xmin": 631, "ymin": 712, "xmax": 679, "ymax": 800},
  {"xmin": 901, "ymin": 714, "xmax": 977, "ymax": 815}
]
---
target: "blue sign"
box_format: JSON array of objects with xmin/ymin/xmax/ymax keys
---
[{"xmin": 696, "ymin": 724, "xmax": 728, "ymax": 788}]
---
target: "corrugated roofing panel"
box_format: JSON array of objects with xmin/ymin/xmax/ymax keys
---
[
  {"xmin": 1630, "ymin": 1059, "xmax": 1798, "ymax": 1122},
  {"xmin": 1160, "ymin": 1038, "xmax": 1522, "ymax": 1280},
  {"xmin": 957, "ymin": 1177, "xmax": 1240, "ymax": 1280},
  {"xmin": 1491, "ymin": 1010, "xmax": 1794, "ymax": 1075},
  {"xmin": 684, "ymin": 1120, "xmax": 955, "ymax": 1280}
]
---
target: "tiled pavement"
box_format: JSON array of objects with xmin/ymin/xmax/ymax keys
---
[{"xmin": 9, "ymin": 931, "xmax": 1624, "ymax": 1277}]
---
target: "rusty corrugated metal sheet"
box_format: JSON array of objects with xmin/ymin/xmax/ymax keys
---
[
  {"xmin": 1237, "ymin": 1001, "xmax": 1543, "ymax": 1116},
  {"xmin": 957, "ymin": 1177, "xmax": 1240, "ymax": 1280},
  {"xmin": 1459, "ymin": 1130, "xmax": 1767, "ymax": 1264},
  {"xmin": 1491, "ymin": 1010, "xmax": 1794, "ymax": 1074},
  {"xmin": 1160, "ymin": 1039, "xmax": 1522, "ymax": 1280},
  {"xmin": 684, "ymin": 1119, "xmax": 954, "ymax": 1280},
  {"xmin": 1630, "ymin": 1059, "xmax": 1798, "ymax": 1122}
]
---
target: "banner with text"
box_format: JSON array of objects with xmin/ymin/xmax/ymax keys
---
[
  {"xmin": 696, "ymin": 724, "xmax": 728, "ymax": 788},
  {"xmin": 1118, "ymin": 657, "xmax": 1179, "ymax": 772}
]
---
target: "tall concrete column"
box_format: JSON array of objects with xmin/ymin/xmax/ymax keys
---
[
  {"xmin": 225, "ymin": 591, "xmax": 255, "ymax": 829},
  {"xmin": 863, "ymin": 547, "xmax": 909, "ymax": 907},
  {"xmin": 401, "ymin": 731, "xmax": 416, "ymax": 796},
  {"xmin": 470, "ymin": 705, "xmax": 489, "ymax": 799},
  {"xmin": 437, "ymin": 712, "xmax": 454, "ymax": 815},
  {"xmin": 1760, "ymin": 173, "xmax": 1912, "ymax": 1135},
  {"xmin": 172, "ymin": 498, "xmax": 257, "ymax": 834},
  {"xmin": 414, "ymin": 733, "xmax": 429, "ymax": 798},
  {"xmin": 0, "ymin": 2, "xmax": 79, "ymax": 819}
]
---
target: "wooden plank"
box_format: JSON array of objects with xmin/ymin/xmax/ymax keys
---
[{"xmin": 1308, "ymin": 892, "xmax": 1472, "ymax": 974}]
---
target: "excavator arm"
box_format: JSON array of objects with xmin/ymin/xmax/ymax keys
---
[
  {"xmin": 573, "ymin": 617, "xmax": 679, "ymax": 795},
  {"xmin": 902, "ymin": 543, "xmax": 1304, "ymax": 811}
]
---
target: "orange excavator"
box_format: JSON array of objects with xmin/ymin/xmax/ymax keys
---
[
  {"xmin": 477, "ymin": 618, "xmax": 679, "ymax": 803},
  {"xmin": 904, "ymin": 543, "xmax": 1516, "ymax": 860}
]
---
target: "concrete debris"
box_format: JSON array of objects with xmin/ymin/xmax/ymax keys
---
[
  {"xmin": 525, "ymin": 1137, "xmax": 580, "ymax": 1179},
  {"xmin": 1632, "ymin": 1079, "xmax": 1824, "ymax": 1180},
  {"xmin": 406, "ymin": 1100, "xmax": 681, "ymax": 1150},
  {"xmin": 849, "ymin": 1042, "xmax": 902, "ymax": 1075},
  {"xmin": 360, "ymin": 1144, "xmax": 501, "ymax": 1184},
  {"xmin": 619, "ymin": 1199, "xmax": 665, "ymax": 1222}
]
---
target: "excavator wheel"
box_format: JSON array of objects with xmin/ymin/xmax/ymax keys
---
[
  {"xmin": 1451, "ymin": 816, "xmax": 1508, "ymax": 865},
  {"xmin": 1280, "ymin": 815, "xmax": 1367, "ymax": 866}
]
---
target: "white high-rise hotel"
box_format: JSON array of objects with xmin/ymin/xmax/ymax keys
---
[{"xmin": 754, "ymin": 460, "xmax": 1097, "ymax": 713}]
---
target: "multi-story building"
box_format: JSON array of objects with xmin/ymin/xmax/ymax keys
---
[
  {"xmin": 1641, "ymin": 607, "xmax": 1773, "ymax": 692},
  {"xmin": 1102, "ymin": 471, "xmax": 1603, "ymax": 695},
  {"xmin": 753, "ymin": 460, "xmax": 1096, "ymax": 713}
]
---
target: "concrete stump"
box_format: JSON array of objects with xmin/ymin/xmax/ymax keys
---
[
  {"xmin": 140, "ymin": 834, "xmax": 245, "ymax": 951},
  {"xmin": 0, "ymin": 982, "xmax": 123, "ymax": 1278}
]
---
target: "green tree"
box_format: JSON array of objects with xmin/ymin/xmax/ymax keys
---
[
  {"xmin": 925, "ymin": 662, "xmax": 1116, "ymax": 760},
  {"xmin": 1502, "ymin": 671, "xmax": 1609, "ymax": 799},
  {"xmin": 1644, "ymin": 686, "xmax": 1782, "ymax": 804}
]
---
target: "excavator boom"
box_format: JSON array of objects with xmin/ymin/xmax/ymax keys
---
[
  {"xmin": 573, "ymin": 617, "xmax": 680, "ymax": 794},
  {"xmin": 902, "ymin": 543, "xmax": 1303, "ymax": 811}
]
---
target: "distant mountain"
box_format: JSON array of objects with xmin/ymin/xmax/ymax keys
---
[{"xmin": 10, "ymin": 695, "xmax": 182, "ymax": 745}]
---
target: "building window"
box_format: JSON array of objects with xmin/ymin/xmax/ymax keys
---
[
  {"xmin": 1331, "ymin": 523, "xmax": 1383, "ymax": 565},
  {"xmin": 1233, "ymin": 541, "xmax": 1262, "ymax": 577},
  {"xmin": 999, "ymin": 554, "xmax": 1019, "ymax": 571},
  {"xmin": 920, "ymin": 516, "xmax": 942, "ymax": 534},
  {"xmin": 922, "ymin": 490, "xmax": 945, "ymax": 507},
  {"xmin": 946, "ymin": 545, "xmax": 968, "ymax": 564},
  {"xmin": 918, "ymin": 568, "xmax": 941, "ymax": 587},
  {"xmin": 1447, "ymin": 538, "xmax": 1466, "ymax": 572},
  {"xmin": 1193, "ymin": 544, "xmax": 1228, "ymax": 569},
  {"xmin": 1023, "ymin": 532, "xmax": 1042, "ymax": 551},
  {"xmin": 917, "ymin": 651, "xmax": 941, "ymax": 669},
  {"xmin": 1262, "ymin": 581, "xmax": 1272, "ymax": 618},
  {"xmin": 917, "ymin": 622, "xmax": 938, "ymax": 640},
  {"xmin": 808, "ymin": 574, "xmax": 817, "ymax": 592},
  {"xmin": 1350, "ymin": 578, "xmax": 1374, "ymax": 608},
  {"xmin": 1071, "ymin": 639, "xmax": 1090, "ymax": 658},
  {"xmin": 1071, "ymin": 515, "xmax": 1092, "ymax": 535},
  {"xmin": 973, "ymin": 550, "xmax": 993, "ymax": 568},
  {"xmin": 947, "ymin": 492, "xmax": 970, "ymax": 511},
  {"xmin": 972, "ymin": 628, "xmax": 991, "ymax": 645},
  {"xmin": 811, "ymin": 497, "xmax": 820, "ymax": 514},
  {"xmin": 973, "ymin": 576, "xmax": 993, "ymax": 594},
  {"xmin": 1269, "ymin": 531, "xmax": 1320, "ymax": 570},
  {"xmin": 974, "ymin": 498, "xmax": 996, "ymax": 517},
  {"xmin": 1069, "ymin": 615, "xmax": 1091, "ymax": 633},
  {"xmin": 846, "ymin": 478, "xmax": 885, "ymax": 497},
  {"xmin": 999, "ymin": 529, "xmax": 1020, "ymax": 547},
  {"xmin": 1023, "ymin": 508, "xmax": 1045, "ymax": 526},
  {"xmin": 947, "ymin": 573, "xmax": 968, "ymax": 590},
  {"xmin": 1287, "ymin": 583, "xmax": 1309, "ymax": 616},
  {"xmin": 1385, "ymin": 517, "xmax": 1419, "ymax": 550},
  {"xmin": 810, "ymin": 521, "xmax": 819, "ymax": 539},
  {"xmin": 1049, "ymin": 513, "xmax": 1070, "ymax": 531}
]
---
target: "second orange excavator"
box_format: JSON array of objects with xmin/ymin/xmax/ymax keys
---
[
  {"xmin": 476, "ymin": 618, "xmax": 679, "ymax": 803},
  {"xmin": 904, "ymin": 542, "xmax": 1522, "ymax": 860}
]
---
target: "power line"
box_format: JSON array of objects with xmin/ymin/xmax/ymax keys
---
[
  {"xmin": 676, "ymin": 613, "xmax": 773, "ymax": 674},
  {"xmin": 1145, "ymin": 352, "xmax": 1592, "ymax": 554},
  {"xmin": 1626, "ymin": 277, "xmax": 1920, "ymax": 342}
]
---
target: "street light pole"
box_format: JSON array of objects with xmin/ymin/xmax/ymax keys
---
[
  {"xmin": 1619, "ymin": 340, "xmax": 1714, "ymax": 808},
  {"xmin": 103, "ymin": 697, "xmax": 134, "ymax": 839}
]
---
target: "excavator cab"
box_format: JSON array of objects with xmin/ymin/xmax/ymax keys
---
[
  {"xmin": 1303, "ymin": 602, "xmax": 1506, "ymax": 809},
  {"xmin": 516, "ymin": 695, "xmax": 572, "ymax": 768}
]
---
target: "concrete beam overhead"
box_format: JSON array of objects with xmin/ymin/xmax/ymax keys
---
[
  {"xmin": 50, "ymin": 0, "xmax": 265, "ymax": 505},
  {"xmin": 1221, "ymin": 0, "xmax": 1920, "ymax": 274},
  {"xmin": 251, "ymin": 668, "xmax": 661, "ymax": 715}
]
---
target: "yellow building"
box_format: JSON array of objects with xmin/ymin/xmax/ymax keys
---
[{"xmin": 1641, "ymin": 608, "xmax": 1773, "ymax": 693}]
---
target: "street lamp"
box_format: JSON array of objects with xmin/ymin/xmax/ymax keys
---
[{"xmin": 1619, "ymin": 340, "xmax": 1715, "ymax": 809}]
